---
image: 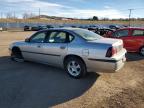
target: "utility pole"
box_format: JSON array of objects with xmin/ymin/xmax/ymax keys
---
[
  {"xmin": 39, "ymin": 8, "xmax": 40, "ymax": 19},
  {"xmin": 128, "ymin": 9, "xmax": 134, "ymax": 27}
]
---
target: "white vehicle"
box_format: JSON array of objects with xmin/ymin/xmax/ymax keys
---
[{"xmin": 9, "ymin": 28, "xmax": 126, "ymax": 78}]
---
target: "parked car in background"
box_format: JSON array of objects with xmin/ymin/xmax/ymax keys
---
[
  {"xmin": 79, "ymin": 25, "xmax": 90, "ymax": 29},
  {"xmin": 46, "ymin": 25, "xmax": 54, "ymax": 29},
  {"xmin": 106, "ymin": 27, "xmax": 144, "ymax": 56},
  {"xmin": 108, "ymin": 24, "xmax": 120, "ymax": 30},
  {"xmin": 71, "ymin": 25, "xmax": 77, "ymax": 28},
  {"xmin": 39, "ymin": 25, "xmax": 48, "ymax": 30},
  {"xmin": 98, "ymin": 28, "xmax": 114, "ymax": 36},
  {"xmin": 59, "ymin": 25, "xmax": 64, "ymax": 28},
  {"xmin": 31, "ymin": 25, "xmax": 47, "ymax": 31},
  {"xmin": 9, "ymin": 28, "xmax": 126, "ymax": 78},
  {"xmin": 88, "ymin": 25, "xmax": 99, "ymax": 33},
  {"xmin": 31, "ymin": 26, "xmax": 40, "ymax": 31},
  {"xmin": 24, "ymin": 25, "xmax": 31, "ymax": 31}
]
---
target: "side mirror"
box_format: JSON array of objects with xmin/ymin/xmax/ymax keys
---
[{"xmin": 25, "ymin": 38, "xmax": 30, "ymax": 42}]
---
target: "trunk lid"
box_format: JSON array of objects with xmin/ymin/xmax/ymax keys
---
[
  {"xmin": 88, "ymin": 38, "xmax": 123, "ymax": 46},
  {"xmin": 88, "ymin": 38, "xmax": 124, "ymax": 56}
]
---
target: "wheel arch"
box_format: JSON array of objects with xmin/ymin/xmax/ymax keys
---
[
  {"xmin": 63, "ymin": 54, "xmax": 86, "ymax": 67},
  {"xmin": 139, "ymin": 45, "xmax": 144, "ymax": 50},
  {"xmin": 12, "ymin": 46, "xmax": 21, "ymax": 52},
  {"xmin": 139, "ymin": 45, "xmax": 144, "ymax": 55}
]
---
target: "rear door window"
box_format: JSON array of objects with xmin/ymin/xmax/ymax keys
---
[
  {"xmin": 46, "ymin": 31, "xmax": 74, "ymax": 43},
  {"xmin": 132, "ymin": 30, "xmax": 144, "ymax": 36},
  {"xmin": 47, "ymin": 31, "xmax": 67, "ymax": 43}
]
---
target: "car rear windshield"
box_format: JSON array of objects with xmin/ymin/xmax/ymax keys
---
[{"xmin": 73, "ymin": 29, "xmax": 103, "ymax": 41}]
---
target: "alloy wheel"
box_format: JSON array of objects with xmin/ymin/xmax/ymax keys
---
[{"xmin": 67, "ymin": 61, "xmax": 81, "ymax": 77}]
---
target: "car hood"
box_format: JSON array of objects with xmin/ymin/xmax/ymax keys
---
[
  {"xmin": 13, "ymin": 41, "xmax": 25, "ymax": 44},
  {"xmin": 9, "ymin": 41, "xmax": 25, "ymax": 48}
]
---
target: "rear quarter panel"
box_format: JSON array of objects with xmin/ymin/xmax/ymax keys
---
[{"xmin": 67, "ymin": 41, "xmax": 111, "ymax": 60}]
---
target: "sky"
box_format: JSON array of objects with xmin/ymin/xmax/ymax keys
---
[{"xmin": 0, "ymin": 0, "xmax": 144, "ymax": 19}]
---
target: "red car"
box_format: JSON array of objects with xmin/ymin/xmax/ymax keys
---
[{"xmin": 106, "ymin": 27, "xmax": 144, "ymax": 56}]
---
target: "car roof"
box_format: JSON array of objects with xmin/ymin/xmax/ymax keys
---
[
  {"xmin": 39, "ymin": 27, "xmax": 83, "ymax": 32},
  {"xmin": 119, "ymin": 27, "xmax": 144, "ymax": 30}
]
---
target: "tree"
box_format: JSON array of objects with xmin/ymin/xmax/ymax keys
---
[
  {"xmin": 93, "ymin": 16, "xmax": 98, "ymax": 20},
  {"xmin": 23, "ymin": 12, "xmax": 29, "ymax": 19},
  {"xmin": 6, "ymin": 12, "xmax": 13, "ymax": 19},
  {"xmin": 23, "ymin": 12, "xmax": 36, "ymax": 19}
]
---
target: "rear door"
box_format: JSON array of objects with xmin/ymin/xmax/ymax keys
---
[
  {"xmin": 41, "ymin": 30, "xmax": 74, "ymax": 66},
  {"xmin": 131, "ymin": 29, "xmax": 144, "ymax": 52}
]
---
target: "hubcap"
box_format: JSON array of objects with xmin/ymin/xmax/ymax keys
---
[
  {"xmin": 141, "ymin": 47, "xmax": 144, "ymax": 55},
  {"xmin": 67, "ymin": 61, "xmax": 81, "ymax": 77}
]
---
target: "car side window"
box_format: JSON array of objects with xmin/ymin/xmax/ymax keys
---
[
  {"xmin": 30, "ymin": 32, "xmax": 47, "ymax": 43},
  {"xmin": 132, "ymin": 30, "xmax": 144, "ymax": 36},
  {"xmin": 113, "ymin": 30, "xmax": 129, "ymax": 37},
  {"xmin": 47, "ymin": 31, "xmax": 67, "ymax": 43},
  {"xmin": 69, "ymin": 34, "xmax": 74, "ymax": 42}
]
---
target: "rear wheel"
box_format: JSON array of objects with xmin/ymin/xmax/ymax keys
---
[
  {"xmin": 64, "ymin": 57, "xmax": 86, "ymax": 79},
  {"xmin": 11, "ymin": 48, "xmax": 24, "ymax": 62},
  {"xmin": 140, "ymin": 46, "xmax": 144, "ymax": 56}
]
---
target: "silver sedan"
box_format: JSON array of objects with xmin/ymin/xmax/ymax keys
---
[{"xmin": 9, "ymin": 28, "xmax": 126, "ymax": 78}]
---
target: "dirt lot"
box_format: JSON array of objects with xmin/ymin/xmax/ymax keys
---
[{"xmin": 0, "ymin": 31, "xmax": 144, "ymax": 108}]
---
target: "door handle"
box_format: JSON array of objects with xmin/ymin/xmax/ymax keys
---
[{"xmin": 60, "ymin": 46, "xmax": 66, "ymax": 49}]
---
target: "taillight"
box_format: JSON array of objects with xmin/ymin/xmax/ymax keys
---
[{"xmin": 106, "ymin": 47, "xmax": 117, "ymax": 57}]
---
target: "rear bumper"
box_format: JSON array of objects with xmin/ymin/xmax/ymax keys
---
[
  {"xmin": 86, "ymin": 55, "xmax": 126, "ymax": 72},
  {"xmin": 115, "ymin": 56, "xmax": 126, "ymax": 71}
]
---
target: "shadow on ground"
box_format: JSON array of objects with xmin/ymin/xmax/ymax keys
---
[
  {"xmin": 126, "ymin": 53, "xmax": 144, "ymax": 62},
  {"xmin": 0, "ymin": 56, "xmax": 99, "ymax": 108}
]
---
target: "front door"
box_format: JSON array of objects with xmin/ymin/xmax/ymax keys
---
[
  {"xmin": 21, "ymin": 31, "xmax": 48, "ymax": 62},
  {"xmin": 40, "ymin": 31, "xmax": 71, "ymax": 67}
]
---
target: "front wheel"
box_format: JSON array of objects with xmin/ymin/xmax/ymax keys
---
[
  {"xmin": 11, "ymin": 49, "xmax": 24, "ymax": 62},
  {"xmin": 64, "ymin": 57, "xmax": 87, "ymax": 79},
  {"xmin": 140, "ymin": 47, "xmax": 144, "ymax": 56}
]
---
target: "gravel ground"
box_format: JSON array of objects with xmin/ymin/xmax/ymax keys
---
[{"xmin": 0, "ymin": 31, "xmax": 144, "ymax": 108}]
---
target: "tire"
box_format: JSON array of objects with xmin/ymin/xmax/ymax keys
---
[
  {"xmin": 11, "ymin": 48, "xmax": 24, "ymax": 62},
  {"xmin": 140, "ymin": 46, "xmax": 144, "ymax": 56},
  {"xmin": 64, "ymin": 57, "xmax": 87, "ymax": 79}
]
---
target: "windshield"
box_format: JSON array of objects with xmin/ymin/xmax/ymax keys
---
[{"xmin": 73, "ymin": 29, "xmax": 103, "ymax": 41}]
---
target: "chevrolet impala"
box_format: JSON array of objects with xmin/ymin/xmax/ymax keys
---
[{"xmin": 9, "ymin": 28, "xmax": 126, "ymax": 78}]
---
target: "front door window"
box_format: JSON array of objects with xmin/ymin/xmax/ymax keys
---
[{"xmin": 30, "ymin": 32, "xmax": 47, "ymax": 43}]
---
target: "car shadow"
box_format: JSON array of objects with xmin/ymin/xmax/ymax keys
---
[
  {"xmin": 126, "ymin": 53, "xmax": 144, "ymax": 62},
  {"xmin": 0, "ymin": 56, "xmax": 99, "ymax": 108}
]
